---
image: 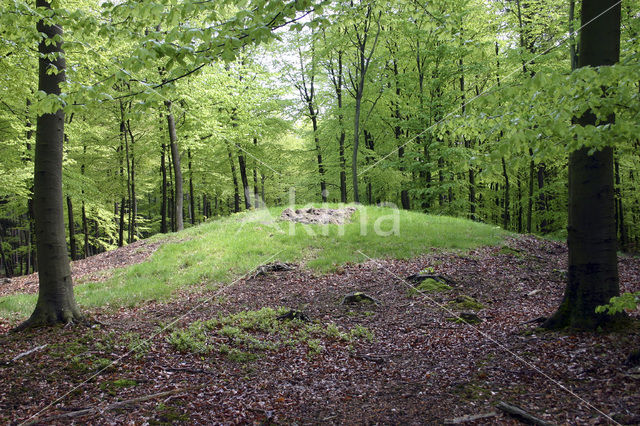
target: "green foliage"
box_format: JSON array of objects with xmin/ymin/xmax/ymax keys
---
[
  {"xmin": 167, "ymin": 306, "xmax": 372, "ymax": 361},
  {"xmin": 596, "ymin": 292, "xmax": 640, "ymax": 315}
]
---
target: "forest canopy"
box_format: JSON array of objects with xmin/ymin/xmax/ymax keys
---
[{"xmin": 0, "ymin": 0, "xmax": 638, "ymax": 276}]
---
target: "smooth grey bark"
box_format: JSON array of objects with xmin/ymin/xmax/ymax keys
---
[
  {"xmin": 17, "ymin": 0, "xmax": 82, "ymax": 329},
  {"xmin": 544, "ymin": 0, "xmax": 622, "ymax": 330}
]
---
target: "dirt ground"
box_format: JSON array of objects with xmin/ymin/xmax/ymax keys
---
[{"xmin": 0, "ymin": 235, "xmax": 639, "ymax": 425}]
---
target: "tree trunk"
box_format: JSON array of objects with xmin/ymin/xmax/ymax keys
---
[
  {"xmin": 165, "ymin": 101, "xmax": 183, "ymax": 231},
  {"xmin": 238, "ymin": 153, "xmax": 252, "ymax": 209},
  {"xmin": 160, "ymin": 142, "xmax": 168, "ymax": 233},
  {"xmin": 126, "ymin": 119, "xmax": 136, "ymax": 242},
  {"xmin": 0, "ymin": 225, "xmax": 12, "ymax": 278},
  {"xmin": 82, "ymin": 201, "xmax": 89, "ymax": 258},
  {"xmin": 502, "ymin": 158, "xmax": 510, "ymax": 229},
  {"xmin": 18, "ymin": 1, "xmax": 82, "ymax": 329},
  {"xmin": 66, "ymin": 196, "xmax": 77, "ymax": 261},
  {"xmin": 615, "ymin": 158, "xmax": 628, "ymax": 250},
  {"xmin": 544, "ymin": 0, "xmax": 622, "ymax": 330},
  {"xmin": 188, "ymin": 148, "xmax": 195, "ymax": 224},
  {"xmin": 527, "ymin": 149, "xmax": 535, "ymax": 233},
  {"xmin": 226, "ymin": 142, "xmax": 240, "ymax": 213}
]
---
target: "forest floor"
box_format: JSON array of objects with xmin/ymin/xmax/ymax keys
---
[{"xmin": 0, "ymin": 235, "xmax": 639, "ymax": 425}]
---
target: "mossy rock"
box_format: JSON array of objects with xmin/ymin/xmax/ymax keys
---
[
  {"xmin": 449, "ymin": 295, "xmax": 484, "ymax": 311},
  {"xmin": 407, "ymin": 278, "xmax": 451, "ymax": 296}
]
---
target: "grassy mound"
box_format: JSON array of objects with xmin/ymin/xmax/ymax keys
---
[{"xmin": 0, "ymin": 205, "xmax": 509, "ymax": 320}]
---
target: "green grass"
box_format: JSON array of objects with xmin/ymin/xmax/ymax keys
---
[{"xmin": 0, "ymin": 205, "xmax": 509, "ymax": 321}]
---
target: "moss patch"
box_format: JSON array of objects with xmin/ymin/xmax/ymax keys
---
[
  {"xmin": 448, "ymin": 295, "xmax": 484, "ymax": 311},
  {"xmin": 408, "ymin": 278, "xmax": 451, "ymax": 296},
  {"xmin": 167, "ymin": 307, "xmax": 373, "ymax": 362}
]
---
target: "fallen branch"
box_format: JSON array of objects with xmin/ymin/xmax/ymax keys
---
[
  {"xmin": 24, "ymin": 386, "xmax": 203, "ymax": 425},
  {"xmin": 350, "ymin": 353, "xmax": 391, "ymax": 364},
  {"xmin": 12, "ymin": 344, "xmax": 48, "ymax": 362},
  {"xmin": 444, "ymin": 411, "xmax": 498, "ymax": 424},
  {"xmin": 520, "ymin": 317, "xmax": 547, "ymax": 326},
  {"xmin": 496, "ymin": 401, "xmax": 553, "ymax": 426}
]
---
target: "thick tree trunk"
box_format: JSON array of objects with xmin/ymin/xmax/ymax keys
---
[
  {"xmin": 18, "ymin": 1, "xmax": 82, "ymax": 329},
  {"xmin": 66, "ymin": 196, "xmax": 77, "ymax": 261},
  {"xmin": 165, "ymin": 101, "xmax": 183, "ymax": 231},
  {"xmin": 544, "ymin": 0, "xmax": 622, "ymax": 330}
]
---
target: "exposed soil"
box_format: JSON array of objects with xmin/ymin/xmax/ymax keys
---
[
  {"xmin": 0, "ymin": 235, "xmax": 639, "ymax": 425},
  {"xmin": 0, "ymin": 239, "xmax": 163, "ymax": 298}
]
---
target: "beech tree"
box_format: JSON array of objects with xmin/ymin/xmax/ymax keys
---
[
  {"xmin": 17, "ymin": 0, "xmax": 82, "ymax": 329},
  {"xmin": 543, "ymin": 0, "xmax": 623, "ymax": 330}
]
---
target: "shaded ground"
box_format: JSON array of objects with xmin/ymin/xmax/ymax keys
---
[
  {"xmin": 0, "ymin": 235, "xmax": 639, "ymax": 425},
  {"xmin": 0, "ymin": 239, "xmax": 163, "ymax": 298}
]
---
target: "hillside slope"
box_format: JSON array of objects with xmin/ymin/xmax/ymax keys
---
[{"xmin": 0, "ymin": 205, "xmax": 509, "ymax": 323}]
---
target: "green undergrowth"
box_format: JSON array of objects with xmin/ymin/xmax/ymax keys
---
[
  {"xmin": 167, "ymin": 307, "xmax": 373, "ymax": 361},
  {"xmin": 0, "ymin": 205, "xmax": 509, "ymax": 320}
]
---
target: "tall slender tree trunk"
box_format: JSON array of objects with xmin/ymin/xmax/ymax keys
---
[
  {"xmin": 502, "ymin": 158, "xmax": 510, "ymax": 229},
  {"xmin": 165, "ymin": 101, "xmax": 183, "ymax": 231},
  {"xmin": 188, "ymin": 148, "xmax": 195, "ymax": 224},
  {"xmin": 66, "ymin": 196, "xmax": 77, "ymax": 261},
  {"xmin": 18, "ymin": 0, "xmax": 81, "ymax": 329},
  {"xmin": 614, "ymin": 158, "xmax": 628, "ymax": 250},
  {"xmin": 82, "ymin": 201, "xmax": 89, "ymax": 258},
  {"xmin": 160, "ymin": 142, "xmax": 168, "ymax": 233},
  {"xmin": 126, "ymin": 119, "xmax": 136, "ymax": 241},
  {"xmin": 252, "ymin": 139, "xmax": 260, "ymax": 208},
  {"xmin": 0, "ymin": 225, "xmax": 12, "ymax": 278},
  {"xmin": 544, "ymin": 0, "xmax": 622, "ymax": 330},
  {"xmin": 226, "ymin": 142, "xmax": 240, "ymax": 213},
  {"xmin": 527, "ymin": 148, "xmax": 535, "ymax": 233},
  {"xmin": 238, "ymin": 153, "xmax": 252, "ymax": 209},
  {"xmin": 537, "ymin": 164, "xmax": 548, "ymax": 233}
]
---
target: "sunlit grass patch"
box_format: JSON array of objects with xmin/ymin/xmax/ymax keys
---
[{"xmin": 0, "ymin": 205, "xmax": 509, "ymax": 320}]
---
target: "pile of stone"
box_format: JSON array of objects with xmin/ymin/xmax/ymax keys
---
[{"xmin": 280, "ymin": 206, "xmax": 357, "ymax": 225}]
